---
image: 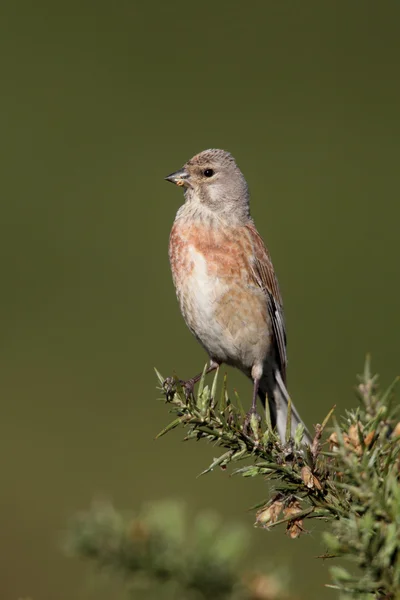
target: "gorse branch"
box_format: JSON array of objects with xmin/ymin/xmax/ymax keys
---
[
  {"xmin": 155, "ymin": 358, "xmax": 400, "ymax": 598},
  {"xmin": 66, "ymin": 500, "xmax": 291, "ymax": 600}
]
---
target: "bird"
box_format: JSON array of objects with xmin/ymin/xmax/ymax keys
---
[{"xmin": 165, "ymin": 149, "xmax": 311, "ymax": 445}]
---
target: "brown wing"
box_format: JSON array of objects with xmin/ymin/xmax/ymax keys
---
[{"xmin": 245, "ymin": 222, "xmax": 287, "ymax": 383}]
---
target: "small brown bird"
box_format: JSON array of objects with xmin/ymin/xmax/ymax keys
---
[{"xmin": 165, "ymin": 149, "xmax": 311, "ymax": 445}]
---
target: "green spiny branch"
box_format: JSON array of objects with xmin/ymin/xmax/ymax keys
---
[
  {"xmin": 66, "ymin": 500, "xmax": 292, "ymax": 600},
  {"xmin": 155, "ymin": 358, "xmax": 400, "ymax": 598}
]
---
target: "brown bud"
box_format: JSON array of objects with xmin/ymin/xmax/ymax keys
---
[
  {"xmin": 364, "ymin": 431, "xmax": 375, "ymax": 447},
  {"xmin": 284, "ymin": 500, "xmax": 305, "ymax": 538},
  {"xmin": 328, "ymin": 432, "xmax": 339, "ymax": 450},
  {"xmin": 256, "ymin": 506, "xmax": 273, "ymax": 526},
  {"xmin": 329, "ymin": 431, "xmax": 352, "ymax": 449},
  {"xmin": 391, "ymin": 422, "xmax": 400, "ymax": 438},
  {"xmin": 301, "ymin": 465, "xmax": 314, "ymax": 488},
  {"xmin": 348, "ymin": 423, "xmax": 362, "ymax": 447},
  {"xmin": 286, "ymin": 518, "xmax": 304, "ymax": 539},
  {"xmin": 312, "ymin": 474, "xmax": 323, "ymax": 491},
  {"xmin": 283, "ymin": 499, "xmax": 302, "ymax": 519},
  {"xmin": 301, "ymin": 465, "xmax": 322, "ymax": 490},
  {"xmin": 256, "ymin": 499, "xmax": 283, "ymax": 528},
  {"xmin": 343, "ymin": 433, "xmax": 352, "ymax": 450}
]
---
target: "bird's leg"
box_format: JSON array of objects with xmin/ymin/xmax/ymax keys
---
[
  {"xmin": 244, "ymin": 378, "xmax": 262, "ymax": 436},
  {"xmin": 179, "ymin": 361, "xmax": 219, "ymax": 399},
  {"xmin": 251, "ymin": 378, "xmax": 260, "ymax": 412}
]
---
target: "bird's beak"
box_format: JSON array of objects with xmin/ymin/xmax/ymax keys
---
[{"xmin": 164, "ymin": 168, "xmax": 190, "ymax": 187}]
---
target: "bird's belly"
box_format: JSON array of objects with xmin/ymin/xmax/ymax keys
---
[{"xmin": 175, "ymin": 246, "xmax": 270, "ymax": 369}]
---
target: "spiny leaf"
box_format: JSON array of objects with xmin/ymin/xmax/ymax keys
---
[
  {"xmin": 233, "ymin": 388, "xmax": 246, "ymax": 416},
  {"xmin": 155, "ymin": 417, "xmax": 186, "ymax": 439},
  {"xmin": 154, "ymin": 367, "xmax": 165, "ymax": 387},
  {"xmin": 210, "ymin": 367, "xmax": 219, "ymax": 408},
  {"xmin": 197, "ymin": 363, "xmax": 209, "ymax": 397},
  {"xmin": 198, "ymin": 450, "xmax": 234, "ymax": 476},
  {"xmin": 320, "ymin": 405, "xmax": 336, "ymax": 431},
  {"xmin": 220, "ymin": 372, "xmax": 228, "ymax": 416}
]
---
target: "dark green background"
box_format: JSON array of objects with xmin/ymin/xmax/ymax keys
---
[{"xmin": 0, "ymin": 1, "xmax": 399, "ymax": 598}]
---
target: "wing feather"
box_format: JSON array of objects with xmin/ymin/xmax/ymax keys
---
[{"xmin": 245, "ymin": 222, "xmax": 287, "ymax": 383}]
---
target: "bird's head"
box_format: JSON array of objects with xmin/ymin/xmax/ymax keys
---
[{"xmin": 165, "ymin": 149, "xmax": 250, "ymax": 222}]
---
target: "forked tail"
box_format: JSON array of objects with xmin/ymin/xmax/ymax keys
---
[{"xmin": 258, "ymin": 371, "xmax": 312, "ymax": 446}]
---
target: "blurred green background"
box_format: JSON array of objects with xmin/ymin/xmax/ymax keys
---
[{"xmin": 0, "ymin": 1, "xmax": 399, "ymax": 598}]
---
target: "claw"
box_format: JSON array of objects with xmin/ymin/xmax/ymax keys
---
[
  {"xmin": 162, "ymin": 376, "xmax": 196, "ymax": 402},
  {"xmin": 162, "ymin": 377, "xmax": 177, "ymax": 401},
  {"xmin": 180, "ymin": 378, "xmax": 195, "ymax": 400}
]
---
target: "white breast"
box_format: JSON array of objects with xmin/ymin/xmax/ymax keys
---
[
  {"xmin": 186, "ymin": 245, "xmax": 222, "ymax": 317},
  {"xmin": 177, "ymin": 246, "xmax": 231, "ymax": 361},
  {"xmin": 174, "ymin": 243, "xmax": 269, "ymax": 369}
]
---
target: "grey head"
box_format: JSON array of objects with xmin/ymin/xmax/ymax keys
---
[{"xmin": 165, "ymin": 149, "xmax": 250, "ymax": 223}]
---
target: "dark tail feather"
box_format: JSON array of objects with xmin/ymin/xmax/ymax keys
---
[{"xmin": 258, "ymin": 371, "xmax": 312, "ymax": 445}]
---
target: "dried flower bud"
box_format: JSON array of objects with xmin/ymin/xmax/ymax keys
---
[
  {"xmin": 312, "ymin": 474, "xmax": 323, "ymax": 491},
  {"xmin": 301, "ymin": 465, "xmax": 314, "ymax": 488},
  {"xmin": 256, "ymin": 499, "xmax": 283, "ymax": 528},
  {"xmin": 283, "ymin": 500, "xmax": 304, "ymax": 539},
  {"xmin": 286, "ymin": 518, "xmax": 304, "ymax": 539},
  {"xmin": 348, "ymin": 423, "xmax": 363, "ymax": 447},
  {"xmin": 391, "ymin": 422, "xmax": 400, "ymax": 438},
  {"xmin": 328, "ymin": 432, "xmax": 339, "ymax": 450},
  {"xmin": 256, "ymin": 506, "xmax": 273, "ymax": 526},
  {"xmin": 283, "ymin": 499, "xmax": 302, "ymax": 519},
  {"xmin": 364, "ymin": 431, "xmax": 375, "ymax": 447},
  {"xmin": 343, "ymin": 433, "xmax": 352, "ymax": 450}
]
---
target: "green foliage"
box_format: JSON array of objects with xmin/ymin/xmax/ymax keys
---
[
  {"xmin": 156, "ymin": 358, "xmax": 400, "ymax": 598},
  {"xmin": 66, "ymin": 500, "xmax": 290, "ymax": 600},
  {"xmin": 323, "ymin": 361, "xmax": 400, "ymax": 599}
]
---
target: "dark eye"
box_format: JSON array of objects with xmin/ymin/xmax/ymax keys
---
[{"xmin": 203, "ymin": 168, "xmax": 214, "ymax": 178}]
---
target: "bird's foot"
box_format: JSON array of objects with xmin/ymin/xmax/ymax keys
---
[
  {"xmin": 179, "ymin": 378, "xmax": 196, "ymax": 400},
  {"xmin": 162, "ymin": 377, "xmax": 178, "ymax": 401},
  {"xmin": 162, "ymin": 376, "xmax": 196, "ymax": 401},
  {"xmin": 243, "ymin": 408, "xmax": 262, "ymax": 440}
]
